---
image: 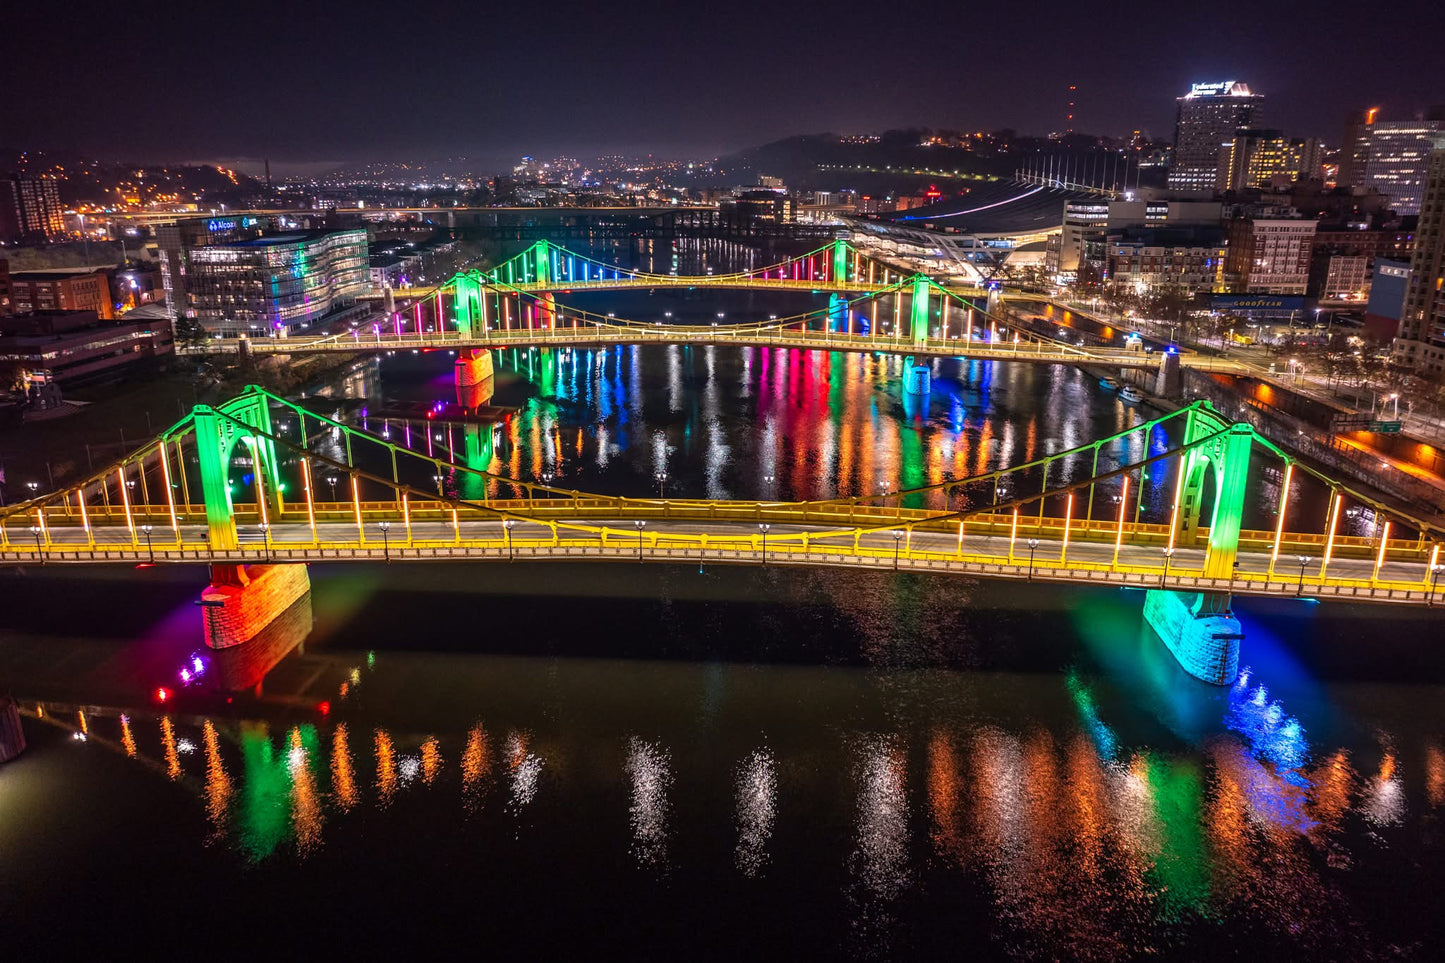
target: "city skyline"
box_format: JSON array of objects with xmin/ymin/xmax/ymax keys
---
[{"xmin": 3, "ymin": 0, "xmax": 1443, "ymax": 170}]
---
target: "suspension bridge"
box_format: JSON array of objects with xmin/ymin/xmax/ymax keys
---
[
  {"xmin": 3, "ymin": 386, "xmax": 1442, "ymax": 687},
  {"xmin": 194, "ymin": 239, "xmax": 1246, "ymax": 399}
]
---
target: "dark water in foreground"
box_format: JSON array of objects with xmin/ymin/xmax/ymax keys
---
[{"xmin": 3, "ymin": 561, "xmax": 1445, "ymax": 959}]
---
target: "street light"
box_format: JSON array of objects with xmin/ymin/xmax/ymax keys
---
[
  {"xmin": 893, "ymin": 529, "xmax": 905, "ymax": 569},
  {"xmin": 634, "ymin": 519, "xmax": 647, "ymax": 562},
  {"xmin": 1160, "ymin": 547, "xmax": 1175, "ymax": 587},
  {"xmin": 378, "ymin": 520, "xmax": 391, "ymax": 562},
  {"xmin": 1297, "ymin": 555, "xmax": 1312, "ymax": 597},
  {"xmin": 759, "ymin": 522, "xmax": 770, "ymax": 565},
  {"xmin": 258, "ymin": 522, "xmax": 270, "ymax": 562},
  {"xmin": 433, "ymin": 473, "xmax": 445, "ymax": 497},
  {"xmin": 26, "ymin": 481, "xmax": 39, "ymax": 497},
  {"xmin": 30, "ymin": 524, "xmax": 43, "ymax": 557},
  {"xmin": 140, "ymin": 523, "xmax": 154, "ymax": 563},
  {"xmin": 1027, "ymin": 537, "xmax": 1039, "ymax": 580},
  {"xmin": 655, "ymin": 471, "xmax": 668, "ymax": 499},
  {"xmin": 326, "ymin": 475, "xmax": 339, "ymax": 502},
  {"xmin": 1431, "ymin": 564, "xmax": 1443, "ymax": 607},
  {"xmin": 503, "ymin": 519, "xmax": 516, "ymax": 561}
]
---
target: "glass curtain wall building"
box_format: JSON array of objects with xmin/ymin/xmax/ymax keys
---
[{"xmin": 185, "ymin": 229, "xmax": 368, "ymax": 337}]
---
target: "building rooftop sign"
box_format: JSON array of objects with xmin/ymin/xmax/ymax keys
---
[{"xmin": 1185, "ymin": 81, "xmax": 1254, "ymax": 99}]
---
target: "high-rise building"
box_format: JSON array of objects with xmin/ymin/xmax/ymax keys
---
[
  {"xmin": 1359, "ymin": 119, "xmax": 1444, "ymax": 215},
  {"xmin": 1218, "ymin": 132, "xmax": 1328, "ymax": 192},
  {"xmin": 0, "ymin": 173, "xmax": 66, "ymax": 243},
  {"xmin": 1393, "ymin": 135, "xmax": 1445, "ymax": 375},
  {"xmin": 1337, "ymin": 107, "xmax": 1380, "ymax": 189},
  {"xmin": 1169, "ymin": 81, "xmax": 1263, "ymax": 193}
]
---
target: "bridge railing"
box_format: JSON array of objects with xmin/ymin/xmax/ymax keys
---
[
  {"xmin": 16, "ymin": 493, "xmax": 1435, "ymax": 565},
  {"xmin": 2, "ymin": 535, "xmax": 1439, "ymax": 605}
]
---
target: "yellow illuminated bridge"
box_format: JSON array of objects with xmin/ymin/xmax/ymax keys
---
[{"xmin": 4, "ymin": 386, "xmax": 1443, "ymax": 606}]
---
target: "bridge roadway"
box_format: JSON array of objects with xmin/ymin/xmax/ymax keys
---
[
  {"xmin": 198, "ymin": 325, "xmax": 1251, "ymax": 373},
  {"xmin": 8, "ymin": 516, "xmax": 1439, "ymax": 606},
  {"xmin": 501, "ymin": 277, "xmax": 908, "ymax": 295}
]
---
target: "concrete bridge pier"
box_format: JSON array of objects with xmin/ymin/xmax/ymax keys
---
[
  {"xmin": 1143, "ymin": 589, "xmax": 1242, "ymax": 685},
  {"xmin": 455, "ymin": 348, "xmax": 495, "ymax": 408},
  {"xmin": 200, "ymin": 563, "xmax": 312, "ymax": 651},
  {"xmin": 1155, "ymin": 350, "xmax": 1183, "ymax": 399},
  {"xmin": 903, "ymin": 358, "xmax": 931, "ymax": 395}
]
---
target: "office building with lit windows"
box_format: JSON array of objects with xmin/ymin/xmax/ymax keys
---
[
  {"xmin": 1358, "ymin": 119, "xmax": 1444, "ymax": 215},
  {"xmin": 1168, "ymin": 81, "xmax": 1264, "ymax": 193},
  {"xmin": 0, "ymin": 173, "xmax": 65, "ymax": 243},
  {"xmin": 179, "ymin": 228, "xmax": 369, "ymax": 337},
  {"xmin": 1393, "ymin": 135, "xmax": 1445, "ymax": 375}
]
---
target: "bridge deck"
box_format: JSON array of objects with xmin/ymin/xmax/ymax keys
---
[
  {"xmin": 200, "ymin": 326, "xmax": 1243, "ymax": 372},
  {"xmin": 8, "ymin": 511, "xmax": 1439, "ymax": 606}
]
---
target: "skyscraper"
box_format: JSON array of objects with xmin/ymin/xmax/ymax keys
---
[
  {"xmin": 1169, "ymin": 81, "xmax": 1264, "ymax": 193},
  {"xmin": 1359, "ymin": 119, "xmax": 1443, "ymax": 215},
  {"xmin": 1393, "ymin": 134, "xmax": 1445, "ymax": 376},
  {"xmin": 0, "ymin": 173, "xmax": 65, "ymax": 243},
  {"xmin": 1337, "ymin": 107, "xmax": 1379, "ymax": 188}
]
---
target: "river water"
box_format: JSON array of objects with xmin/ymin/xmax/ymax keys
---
[{"xmin": 1, "ymin": 239, "xmax": 1441, "ymax": 958}]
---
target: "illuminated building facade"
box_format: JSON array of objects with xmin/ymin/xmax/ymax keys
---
[
  {"xmin": 1394, "ymin": 136, "xmax": 1445, "ymax": 375},
  {"xmin": 1169, "ymin": 81, "xmax": 1263, "ymax": 193},
  {"xmin": 1217, "ymin": 131, "xmax": 1325, "ymax": 192},
  {"xmin": 1358, "ymin": 119, "xmax": 1444, "ymax": 215},
  {"xmin": 0, "ymin": 173, "xmax": 65, "ymax": 243},
  {"xmin": 1106, "ymin": 225, "xmax": 1227, "ymax": 291},
  {"xmin": 183, "ymin": 229, "xmax": 369, "ymax": 337},
  {"xmin": 0, "ymin": 309, "xmax": 174, "ymax": 389},
  {"xmin": 7, "ymin": 268, "xmax": 114, "ymax": 318},
  {"xmin": 1224, "ymin": 216, "xmax": 1318, "ymax": 294}
]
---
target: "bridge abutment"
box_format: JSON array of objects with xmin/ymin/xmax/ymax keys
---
[
  {"xmin": 1143, "ymin": 589, "xmax": 1242, "ymax": 685},
  {"xmin": 201, "ymin": 563, "xmax": 312, "ymax": 652}
]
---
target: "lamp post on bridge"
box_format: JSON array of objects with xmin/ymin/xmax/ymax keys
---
[
  {"xmin": 893, "ymin": 529, "xmax": 905, "ymax": 570},
  {"xmin": 1430, "ymin": 564, "xmax": 1443, "ymax": 607},
  {"xmin": 433, "ymin": 473, "xmax": 445, "ymax": 497},
  {"xmin": 30, "ymin": 524, "xmax": 43, "ymax": 560},
  {"xmin": 655, "ymin": 471, "xmax": 668, "ymax": 500},
  {"xmin": 1160, "ymin": 547, "xmax": 1175, "ymax": 587},
  {"xmin": 1026, "ymin": 538, "xmax": 1039, "ymax": 580},
  {"xmin": 140, "ymin": 523, "xmax": 154, "ymax": 563},
  {"xmin": 635, "ymin": 519, "xmax": 647, "ymax": 562},
  {"xmin": 1297, "ymin": 555, "xmax": 1312, "ymax": 597},
  {"xmin": 258, "ymin": 522, "xmax": 270, "ymax": 562},
  {"xmin": 326, "ymin": 475, "xmax": 339, "ymax": 503},
  {"xmin": 758, "ymin": 523, "xmax": 770, "ymax": 565},
  {"xmin": 378, "ymin": 521, "xmax": 391, "ymax": 562}
]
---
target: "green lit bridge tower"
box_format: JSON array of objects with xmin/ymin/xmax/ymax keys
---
[{"xmin": 1143, "ymin": 404, "xmax": 1258, "ymax": 685}]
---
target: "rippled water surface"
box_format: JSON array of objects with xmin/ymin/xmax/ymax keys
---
[{"xmin": 1, "ymin": 240, "xmax": 1440, "ymax": 958}]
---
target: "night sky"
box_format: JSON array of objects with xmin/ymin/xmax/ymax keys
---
[{"xmin": 3, "ymin": 0, "xmax": 1443, "ymax": 171}]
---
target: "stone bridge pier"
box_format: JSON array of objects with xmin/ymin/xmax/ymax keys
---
[
  {"xmin": 455, "ymin": 348, "xmax": 495, "ymax": 408},
  {"xmin": 200, "ymin": 563, "xmax": 311, "ymax": 651}
]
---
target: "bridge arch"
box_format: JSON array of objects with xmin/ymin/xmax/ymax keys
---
[
  {"xmin": 1175, "ymin": 406, "xmax": 1254, "ymax": 580},
  {"xmin": 193, "ymin": 388, "xmax": 283, "ymax": 549}
]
